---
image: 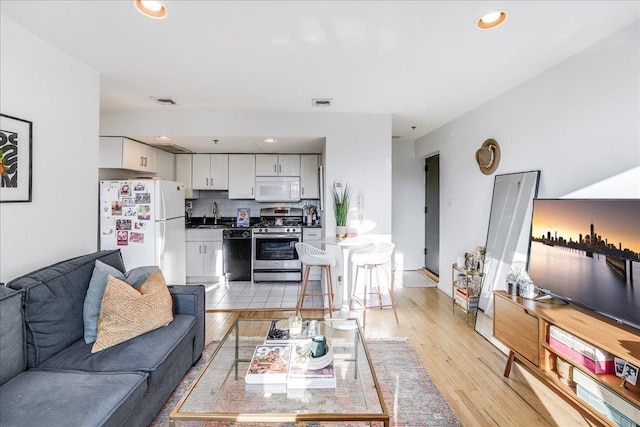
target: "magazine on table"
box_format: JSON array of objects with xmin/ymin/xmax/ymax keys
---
[
  {"xmin": 244, "ymin": 345, "xmax": 291, "ymax": 384},
  {"xmin": 287, "ymin": 361, "xmax": 336, "ymax": 389}
]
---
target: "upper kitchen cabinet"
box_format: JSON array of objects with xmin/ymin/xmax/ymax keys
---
[
  {"xmin": 100, "ymin": 136, "xmax": 157, "ymax": 173},
  {"xmin": 229, "ymin": 154, "xmax": 256, "ymax": 199},
  {"xmin": 255, "ymin": 154, "xmax": 300, "ymax": 176},
  {"xmin": 176, "ymin": 154, "xmax": 199, "ymax": 199},
  {"xmin": 300, "ymin": 154, "xmax": 320, "ymax": 199},
  {"xmin": 192, "ymin": 154, "xmax": 229, "ymax": 190},
  {"xmin": 155, "ymin": 149, "xmax": 175, "ymax": 181}
]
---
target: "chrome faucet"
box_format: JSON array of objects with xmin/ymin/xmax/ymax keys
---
[{"xmin": 212, "ymin": 202, "xmax": 219, "ymax": 224}]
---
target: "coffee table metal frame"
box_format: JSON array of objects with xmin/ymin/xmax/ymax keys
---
[{"xmin": 169, "ymin": 317, "xmax": 389, "ymax": 426}]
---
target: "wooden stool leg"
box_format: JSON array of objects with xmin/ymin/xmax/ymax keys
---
[
  {"xmin": 297, "ymin": 266, "xmax": 311, "ymax": 315},
  {"xmin": 326, "ymin": 265, "xmax": 334, "ymax": 317},
  {"xmin": 374, "ymin": 265, "xmax": 384, "ymax": 308},
  {"xmin": 350, "ymin": 265, "xmax": 359, "ymax": 311}
]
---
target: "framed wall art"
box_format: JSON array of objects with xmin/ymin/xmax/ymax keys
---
[{"xmin": 0, "ymin": 114, "xmax": 33, "ymax": 202}]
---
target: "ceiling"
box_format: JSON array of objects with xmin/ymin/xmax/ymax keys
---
[{"xmin": 2, "ymin": 1, "xmax": 638, "ymax": 153}]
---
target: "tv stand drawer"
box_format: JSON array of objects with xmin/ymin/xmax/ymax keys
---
[{"xmin": 494, "ymin": 294, "xmax": 539, "ymax": 366}]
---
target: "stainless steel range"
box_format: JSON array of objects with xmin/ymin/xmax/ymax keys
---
[{"xmin": 252, "ymin": 207, "xmax": 303, "ymax": 282}]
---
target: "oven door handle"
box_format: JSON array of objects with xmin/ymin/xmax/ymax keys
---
[{"xmin": 253, "ymin": 234, "xmax": 301, "ymax": 239}]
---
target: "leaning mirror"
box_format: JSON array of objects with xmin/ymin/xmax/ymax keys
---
[{"xmin": 474, "ymin": 170, "xmax": 540, "ymax": 341}]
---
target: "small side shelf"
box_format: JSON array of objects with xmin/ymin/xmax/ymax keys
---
[{"xmin": 451, "ymin": 263, "xmax": 483, "ymax": 325}]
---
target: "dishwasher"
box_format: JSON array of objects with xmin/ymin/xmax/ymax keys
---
[{"xmin": 223, "ymin": 228, "xmax": 252, "ymax": 281}]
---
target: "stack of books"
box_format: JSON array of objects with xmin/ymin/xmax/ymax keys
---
[
  {"xmin": 454, "ymin": 287, "xmax": 479, "ymax": 310},
  {"xmin": 573, "ymin": 369, "xmax": 640, "ymax": 427},
  {"xmin": 548, "ymin": 326, "xmax": 614, "ymax": 374},
  {"xmin": 244, "ymin": 321, "xmax": 337, "ymax": 390}
]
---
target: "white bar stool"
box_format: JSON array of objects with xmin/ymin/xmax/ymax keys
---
[
  {"xmin": 294, "ymin": 242, "xmax": 337, "ymax": 317},
  {"xmin": 349, "ymin": 242, "xmax": 399, "ymax": 327}
]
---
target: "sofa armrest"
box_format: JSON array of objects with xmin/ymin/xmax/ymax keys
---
[{"xmin": 168, "ymin": 285, "xmax": 205, "ymax": 364}]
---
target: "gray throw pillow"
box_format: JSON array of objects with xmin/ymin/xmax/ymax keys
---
[{"xmin": 83, "ymin": 260, "xmax": 158, "ymax": 344}]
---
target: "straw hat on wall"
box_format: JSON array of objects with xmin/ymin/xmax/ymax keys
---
[{"xmin": 475, "ymin": 139, "xmax": 501, "ymax": 175}]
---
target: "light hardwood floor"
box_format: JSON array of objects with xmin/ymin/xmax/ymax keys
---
[{"xmin": 204, "ymin": 285, "xmax": 599, "ymax": 427}]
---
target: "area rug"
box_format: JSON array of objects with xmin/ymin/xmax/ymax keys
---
[
  {"xmin": 393, "ymin": 270, "xmax": 437, "ymax": 288},
  {"xmin": 150, "ymin": 339, "xmax": 460, "ymax": 427}
]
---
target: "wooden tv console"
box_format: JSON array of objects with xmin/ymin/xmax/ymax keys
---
[{"xmin": 493, "ymin": 291, "xmax": 640, "ymax": 426}]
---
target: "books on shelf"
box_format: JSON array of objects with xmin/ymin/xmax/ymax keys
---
[
  {"xmin": 573, "ymin": 368, "xmax": 640, "ymax": 425},
  {"xmin": 264, "ymin": 320, "xmax": 318, "ymax": 344},
  {"xmin": 245, "ymin": 345, "xmax": 291, "ymax": 385},
  {"xmin": 287, "ymin": 360, "xmax": 336, "ymax": 389},
  {"xmin": 548, "ymin": 326, "xmax": 614, "ymax": 374},
  {"xmin": 454, "ymin": 287, "xmax": 478, "ymax": 309}
]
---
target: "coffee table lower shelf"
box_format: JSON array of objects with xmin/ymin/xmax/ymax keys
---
[{"xmin": 170, "ymin": 318, "xmax": 389, "ymax": 426}]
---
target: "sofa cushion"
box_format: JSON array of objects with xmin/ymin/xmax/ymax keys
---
[
  {"xmin": 92, "ymin": 270, "xmax": 173, "ymax": 353},
  {"xmin": 6, "ymin": 250, "xmax": 126, "ymax": 368},
  {"xmin": 0, "ymin": 369, "xmax": 147, "ymax": 427},
  {"xmin": 0, "ymin": 286, "xmax": 26, "ymax": 386},
  {"xmin": 83, "ymin": 260, "xmax": 158, "ymax": 344},
  {"xmin": 39, "ymin": 313, "xmax": 195, "ymax": 374}
]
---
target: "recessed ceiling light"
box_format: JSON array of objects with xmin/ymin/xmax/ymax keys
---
[
  {"xmin": 156, "ymin": 136, "xmax": 172, "ymax": 141},
  {"xmin": 264, "ymin": 138, "xmax": 277, "ymax": 144},
  {"xmin": 477, "ymin": 10, "xmax": 507, "ymax": 30},
  {"xmin": 134, "ymin": 0, "xmax": 167, "ymax": 19}
]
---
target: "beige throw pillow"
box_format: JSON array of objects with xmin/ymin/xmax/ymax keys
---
[{"xmin": 92, "ymin": 269, "xmax": 173, "ymax": 353}]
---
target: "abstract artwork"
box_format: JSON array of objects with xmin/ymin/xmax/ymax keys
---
[{"xmin": 0, "ymin": 114, "xmax": 33, "ymax": 202}]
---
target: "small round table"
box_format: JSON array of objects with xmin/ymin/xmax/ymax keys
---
[{"xmin": 322, "ymin": 236, "xmax": 372, "ymax": 328}]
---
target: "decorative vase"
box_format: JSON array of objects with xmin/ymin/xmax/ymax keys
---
[{"xmin": 336, "ymin": 225, "xmax": 347, "ymax": 237}]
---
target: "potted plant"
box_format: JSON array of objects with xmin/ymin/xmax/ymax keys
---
[{"xmin": 332, "ymin": 183, "xmax": 352, "ymax": 237}]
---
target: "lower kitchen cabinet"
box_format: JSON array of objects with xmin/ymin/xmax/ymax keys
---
[{"xmin": 186, "ymin": 229, "xmax": 223, "ymax": 281}]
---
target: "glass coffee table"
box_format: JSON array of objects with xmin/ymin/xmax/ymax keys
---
[{"xmin": 170, "ymin": 318, "xmax": 389, "ymax": 426}]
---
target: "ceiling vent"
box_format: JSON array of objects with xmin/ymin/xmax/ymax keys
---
[
  {"xmin": 151, "ymin": 97, "xmax": 177, "ymax": 106},
  {"xmin": 312, "ymin": 98, "xmax": 333, "ymax": 108}
]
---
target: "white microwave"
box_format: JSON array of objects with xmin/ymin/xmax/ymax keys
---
[{"xmin": 255, "ymin": 176, "xmax": 301, "ymax": 202}]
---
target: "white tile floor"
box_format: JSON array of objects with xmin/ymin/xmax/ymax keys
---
[{"xmin": 204, "ymin": 280, "xmax": 325, "ymax": 310}]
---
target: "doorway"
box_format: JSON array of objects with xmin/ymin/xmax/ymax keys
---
[{"xmin": 424, "ymin": 155, "xmax": 440, "ymax": 276}]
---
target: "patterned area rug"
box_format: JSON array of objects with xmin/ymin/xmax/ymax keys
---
[
  {"xmin": 393, "ymin": 270, "xmax": 437, "ymax": 288},
  {"xmin": 151, "ymin": 339, "xmax": 460, "ymax": 427}
]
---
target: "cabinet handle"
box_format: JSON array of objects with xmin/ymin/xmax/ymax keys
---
[
  {"xmin": 302, "ymin": 187, "xmax": 305, "ymax": 195},
  {"xmin": 140, "ymin": 156, "xmax": 144, "ymax": 167},
  {"xmin": 206, "ymin": 178, "xmax": 209, "ymax": 186},
  {"xmin": 274, "ymin": 165, "xmax": 277, "ymax": 173},
  {"xmin": 199, "ymin": 245, "xmax": 202, "ymax": 254},
  {"xmin": 144, "ymin": 157, "xmax": 148, "ymax": 167},
  {"xmin": 251, "ymin": 187, "xmax": 254, "ymax": 195},
  {"xmin": 204, "ymin": 245, "xmax": 207, "ymax": 254},
  {"xmin": 279, "ymin": 164, "xmax": 282, "ymax": 173}
]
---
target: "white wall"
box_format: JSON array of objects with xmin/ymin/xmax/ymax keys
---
[
  {"xmin": 416, "ymin": 22, "xmax": 640, "ymax": 296},
  {"xmin": 100, "ymin": 111, "xmax": 393, "ymax": 238},
  {"xmin": 0, "ymin": 16, "xmax": 100, "ymax": 283},
  {"xmin": 391, "ymin": 140, "xmax": 425, "ymax": 270}
]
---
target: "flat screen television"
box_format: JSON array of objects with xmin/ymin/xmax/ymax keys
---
[{"xmin": 528, "ymin": 198, "xmax": 640, "ymax": 331}]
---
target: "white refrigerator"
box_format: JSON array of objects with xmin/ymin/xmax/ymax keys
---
[{"xmin": 100, "ymin": 180, "xmax": 186, "ymax": 285}]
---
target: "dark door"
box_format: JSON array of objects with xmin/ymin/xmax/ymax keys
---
[{"xmin": 424, "ymin": 155, "xmax": 440, "ymax": 275}]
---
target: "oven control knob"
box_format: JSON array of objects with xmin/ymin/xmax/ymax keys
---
[{"xmin": 286, "ymin": 228, "xmax": 290, "ymax": 232}]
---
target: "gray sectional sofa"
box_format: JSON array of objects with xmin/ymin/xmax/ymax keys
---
[{"xmin": 0, "ymin": 250, "xmax": 205, "ymax": 427}]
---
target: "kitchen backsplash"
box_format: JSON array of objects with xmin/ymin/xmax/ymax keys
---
[{"xmin": 189, "ymin": 191, "xmax": 321, "ymax": 221}]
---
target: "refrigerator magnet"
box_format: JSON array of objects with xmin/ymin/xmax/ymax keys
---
[
  {"xmin": 135, "ymin": 193, "xmax": 151, "ymax": 204},
  {"xmin": 120, "ymin": 183, "xmax": 131, "ymax": 197},
  {"xmin": 138, "ymin": 205, "xmax": 151, "ymax": 220},
  {"xmin": 129, "ymin": 232, "xmax": 144, "ymax": 243},
  {"xmin": 111, "ymin": 200, "xmax": 123, "ymax": 216},
  {"xmin": 122, "ymin": 197, "xmax": 135, "ymax": 207},
  {"xmin": 117, "ymin": 231, "xmax": 128, "ymax": 245},
  {"xmin": 116, "ymin": 219, "xmax": 132, "ymax": 230}
]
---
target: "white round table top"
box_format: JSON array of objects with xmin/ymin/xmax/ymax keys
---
[{"xmin": 322, "ymin": 235, "xmax": 372, "ymax": 247}]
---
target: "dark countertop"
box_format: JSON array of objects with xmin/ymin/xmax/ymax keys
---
[{"xmin": 186, "ymin": 216, "xmax": 322, "ymax": 229}]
